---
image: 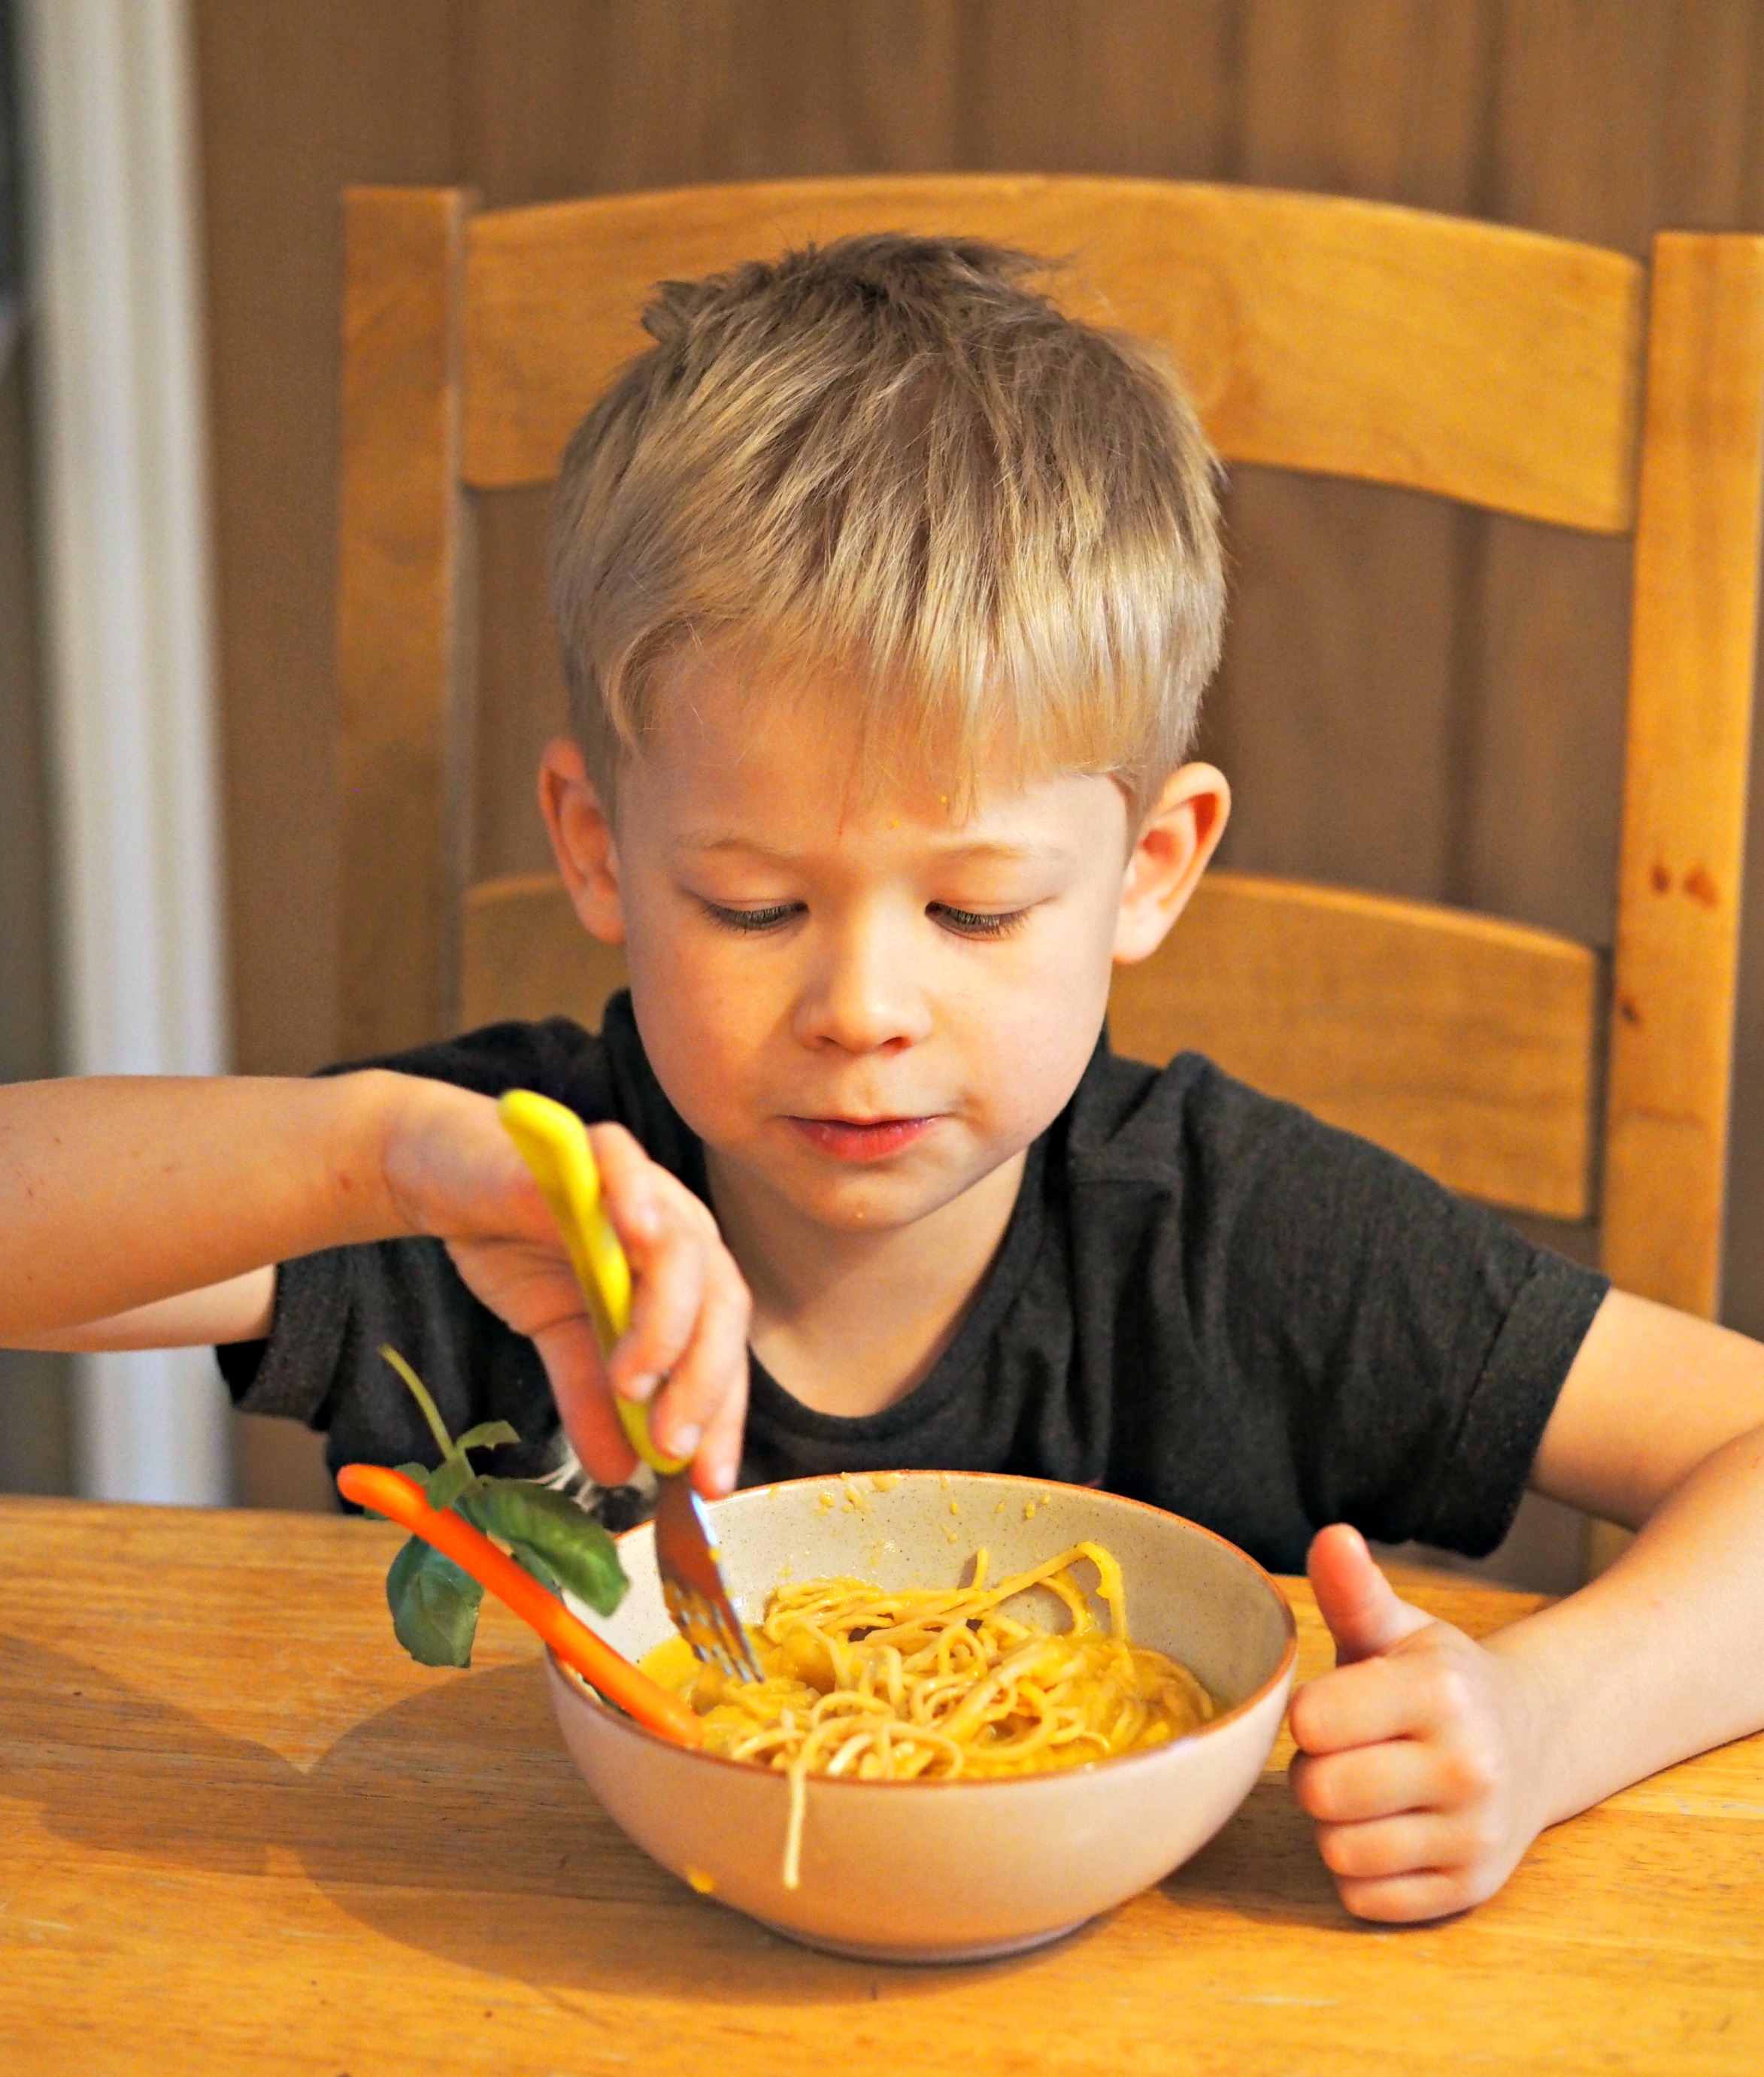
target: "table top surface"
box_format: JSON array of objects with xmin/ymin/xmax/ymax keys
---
[{"xmin": 2, "ymin": 1494, "xmax": 1761, "ymax": 2077}]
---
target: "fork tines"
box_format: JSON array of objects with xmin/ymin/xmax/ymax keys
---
[
  {"xmin": 653, "ymin": 1473, "xmax": 762, "ymax": 1683},
  {"xmin": 662, "ymin": 1577, "xmax": 762, "ymax": 1684}
]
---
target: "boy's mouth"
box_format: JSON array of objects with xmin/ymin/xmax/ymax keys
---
[{"xmin": 785, "ymin": 1115, "xmax": 939, "ymax": 1162}]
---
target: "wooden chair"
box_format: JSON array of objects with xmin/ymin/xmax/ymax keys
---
[{"xmin": 337, "ymin": 178, "xmax": 1764, "ymax": 1568}]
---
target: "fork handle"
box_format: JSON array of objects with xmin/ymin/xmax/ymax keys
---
[{"xmin": 499, "ymin": 1090, "xmax": 689, "ymax": 1477}]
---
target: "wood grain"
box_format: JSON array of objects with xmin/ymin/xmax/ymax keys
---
[
  {"xmin": 1602, "ymin": 235, "xmax": 1764, "ymax": 1318},
  {"xmin": 1114, "ymin": 871, "xmax": 1599, "ymax": 1218},
  {"xmin": 459, "ymin": 1, "xmax": 966, "ymax": 205},
  {"xmin": 1214, "ymin": 473, "xmax": 1472, "ymax": 904},
  {"xmin": 193, "ymin": 1, "xmax": 460, "ymax": 1077},
  {"xmin": 963, "ymin": 0, "xmax": 1235, "ymax": 177},
  {"xmin": 461, "ymin": 872, "xmax": 629, "ymax": 1033},
  {"xmin": 462, "ymin": 868, "xmax": 1598, "ymax": 1219},
  {"xmin": 3, "ymin": 1495, "xmax": 1760, "ymax": 2076},
  {"xmin": 471, "ymin": 489, "xmax": 566, "ymax": 884},
  {"xmin": 1217, "ymin": 0, "xmax": 1487, "ymax": 909},
  {"xmin": 462, "ymin": 176, "xmax": 1644, "ymax": 528},
  {"xmin": 336, "ymin": 186, "xmax": 474, "ymax": 1058}
]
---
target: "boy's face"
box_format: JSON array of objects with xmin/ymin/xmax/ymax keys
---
[{"xmin": 543, "ymin": 668, "xmax": 1225, "ymax": 1239}]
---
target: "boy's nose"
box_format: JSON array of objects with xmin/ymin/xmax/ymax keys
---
[{"xmin": 793, "ymin": 922, "xmax": 933, "ymax": 1056}]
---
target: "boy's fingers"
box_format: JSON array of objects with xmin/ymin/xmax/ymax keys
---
[
  {"xmin": 694, "ymin": 1342, "xmax": 750, "ymax": 1498},
  {"xmin": 1331, "ymin": 1865, "xmax": 1491, "ymax": 1925},
  {"xmin": 605, "ymin": 1181, "xmax": 722, "ymax": 1387},
  {"xmin": 532, "ymin": 1312, "xmax": 639, "ymax": 1487},
  {"xmin": 586, "ymin": 1122, "xmax": 668, "ymax": 1249},
  {"xmin": 1288, "ymin": 1652, "xmax": 1448, "ymax": 1754},
  {"xmin": 611, "ymin": 1220, "xmax": 711, "ymax": 1402},
  {"xmin": 1289, "ymin": 1740, "xmax": 1443, "ymax": 1824},
  {"xmin": 574, "ymin": 1121, "xmax": 751, "ymax": 1484},
  {"xmin": 593, "ymin": 1145, "xmax": 733, "ymax": 1404},
  {"xmin": 1314, "ymin": 1810, "xmax": 1492, "ymax": 1885},
  {"xmin": 647, "ymin": 1246, "xmax": 752, "ymax": 1466},
  {"xmin": 1307, "ymin": 1524, "xmax": 1433, "ymax": 1664}
]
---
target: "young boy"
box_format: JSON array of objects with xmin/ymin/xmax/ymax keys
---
[{"xmin": 6, "ymin": 235, "xmax": 1764, "ymax": 1927}]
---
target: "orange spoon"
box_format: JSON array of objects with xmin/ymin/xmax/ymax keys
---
[{"xmin": 338, "ymin": 1462, "xmax": 705, "ymax": 1750}]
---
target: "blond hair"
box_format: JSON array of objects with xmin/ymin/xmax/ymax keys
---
[{"xmin": 550, "ymin": 234, "xmax": 1224, "ymax": 817}]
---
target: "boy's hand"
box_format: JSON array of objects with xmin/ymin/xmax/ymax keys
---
[
  {"xmin": 379, "ymin": 1076, "xmax": 750, "ymax": 1496},
  {"xmin": 1287, "ymin": 1524, "xmax": 1553, "ymax": 1924}
]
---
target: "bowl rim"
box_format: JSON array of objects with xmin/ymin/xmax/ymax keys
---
[{"xmin": 553, "ymin": 1469, "xmax": 1300, "ymax": 1793}]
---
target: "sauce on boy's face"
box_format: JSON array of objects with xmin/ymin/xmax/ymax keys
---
[{"xmin": 606, "ymin": 670, "xmax": 1132, "ymax": 1244}]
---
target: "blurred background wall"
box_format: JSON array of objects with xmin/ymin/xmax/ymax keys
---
[{"xmin": 8, "ymin": 3, "xmax": 1764, "ymax": 1545}]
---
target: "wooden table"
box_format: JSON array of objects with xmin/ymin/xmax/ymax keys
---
[{"xmin": 3, "ymin": 1497, "xmax": 1761, "ymax": 2075}]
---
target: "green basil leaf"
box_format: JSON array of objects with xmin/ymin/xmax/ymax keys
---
[
  {"xmin": 453, "ymin": 1420, "xmax": 520, "ymax": 1457},
  {"xmin": 423, "ymin": 1454, "xmax": 479, "ymax": 1514},
  {"xmin": 386, "ymin": 1534, "xmax": 483, "ymax": 1667},
  {"xmin": 467, "ymin": 1481, "xmax": 628, "ymax": 1615}
]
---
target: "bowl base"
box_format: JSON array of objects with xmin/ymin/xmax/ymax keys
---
[{"xmin": 749, "ymin": 1912, "xmax": 1093, "ymax": 1966}]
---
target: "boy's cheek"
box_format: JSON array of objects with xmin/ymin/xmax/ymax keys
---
[{"xmin": 627, "ymin": 914, "xmax": 1106, "ymax": 1156}]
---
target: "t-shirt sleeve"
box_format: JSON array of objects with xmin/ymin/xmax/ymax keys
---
[{"xmin": 220, "ymin": 1239, "xmax": 567, "ymax": 1485}]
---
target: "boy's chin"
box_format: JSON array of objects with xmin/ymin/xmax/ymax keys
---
[{"xmin": 762, "ymin": 1142, "xmax": 1024, "ymax": 1236}]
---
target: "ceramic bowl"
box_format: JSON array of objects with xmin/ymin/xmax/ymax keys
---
[{"xmin": 548, "ymin": 1470, "xmax": 1297, "ymax": 1963}]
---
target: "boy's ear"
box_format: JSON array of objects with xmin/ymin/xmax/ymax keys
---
[
  {"xmin": 538, "ymin": 738, "xmax": 626, "ymax": 945},
  {"xmin": 1114, "ymin": 763, "xmax": 1231, "ymax": 965}
]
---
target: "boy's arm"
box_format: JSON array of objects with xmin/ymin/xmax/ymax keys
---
[
  {"xmin": 1493, "ymin": 1290, "xmax": 1764, "ymax": 1798},
  {"xmin": 0, "ymin": 1073, "xmax": 421, "ymax": 1337},
  {"xmin": 26, "ymin": 1270, "xmax": 277, "ymax": 1351},
  {"xmin": 0, "ymin": 1073, "xmax": 751, "ymax": 1494},
  {"xmin": 1288, "ymin": 1289, "xmax": 1764, "ymax": 1921}
]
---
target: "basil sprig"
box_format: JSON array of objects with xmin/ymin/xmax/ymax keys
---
[{"xmin": 367, "ymin": 1345, "xmax": 627, "ymax": 1667}]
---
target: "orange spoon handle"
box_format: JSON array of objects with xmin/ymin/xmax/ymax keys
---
[{"xmin": 338, "ymin": 1463, "xmax": 704, "ymax": 1749}]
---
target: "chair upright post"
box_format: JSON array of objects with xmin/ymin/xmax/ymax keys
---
[
  {"xmin": 337, "ymin": 185, "xmax": 475, "ymax": 1058},
  {"xmin": 1602, "ymin": 232, "xmax": 1764, "ymax": 1324}
]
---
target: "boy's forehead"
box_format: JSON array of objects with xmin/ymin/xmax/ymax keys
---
[{"xmin": 626, "ymin": 654, "xmax": 1124, "ymax": 847}]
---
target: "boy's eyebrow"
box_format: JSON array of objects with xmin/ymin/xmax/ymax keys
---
[{"xmin": 674, "ymin": 832, "xmax": 1072, "ymax": 866}]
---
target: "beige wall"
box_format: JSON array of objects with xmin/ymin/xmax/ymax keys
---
[{"xmin": 192, "ymin": 1, "xmax": 1764, "ymax": 1524}]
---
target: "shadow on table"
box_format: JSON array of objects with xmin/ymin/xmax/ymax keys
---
[
  {"xmin": 0, "ymin": 1632, "xmax": 1105, "ymax": 1999},
  {"xmin": 1, "ymin": 1630, "xmax": 305, "ymax": 1877},
  {"xmin": 1164, "ymin": 1776, "xmax": 1351, "ymax": 1927}
]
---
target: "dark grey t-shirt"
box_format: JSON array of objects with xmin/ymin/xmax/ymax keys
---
[{"xmin": 220, "ymin": 993, "xmax": 1607, "ymax": 1574}]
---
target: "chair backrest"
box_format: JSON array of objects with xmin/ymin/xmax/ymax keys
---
[{"xmin": 338, "ymin": 175, "xmax": 1764, "ymax": 1327}]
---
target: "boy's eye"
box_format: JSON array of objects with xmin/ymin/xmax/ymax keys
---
[
  {"xmin": 702, "ymin": 901, "xmax": 802, "ymax": 934},
  {"xmin": 929, "ymin": 903, "xmax": 1030, "ymax": 940}
]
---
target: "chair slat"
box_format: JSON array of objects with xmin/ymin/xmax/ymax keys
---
[
  {"xmin": 463, "ymin": 176, "xmax": 1643, "ymax": 529},
  {"xmin": 1109, "ymin": 872, "xmax": 1599, "ymax": 1220},
  {"xmin": 462, "ymin": 869, "xmax": 1598, "ymax": 1220}
]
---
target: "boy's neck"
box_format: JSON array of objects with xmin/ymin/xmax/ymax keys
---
[{"xmin": 702, "ymin": 1147, "xmax": 1029, "ymax": 1420}]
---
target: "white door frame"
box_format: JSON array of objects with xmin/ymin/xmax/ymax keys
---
[{"xmin": 19, "ymin": 0, "xmax": 232, "ymax": 1503}]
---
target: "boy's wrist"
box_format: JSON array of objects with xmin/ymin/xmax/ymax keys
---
[
  {"xmin": 323, "ymin": 1068, "xmax": 432, "ymax": 1242},
  {"xmin": 1485, "ymin": 1602, "xmax": 1622, "ymax": 1833}
]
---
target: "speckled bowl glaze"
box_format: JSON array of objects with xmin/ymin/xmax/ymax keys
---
[{"xmin": 548, "ymin": 1471, "xmax": 1297, "ymax": 1964}]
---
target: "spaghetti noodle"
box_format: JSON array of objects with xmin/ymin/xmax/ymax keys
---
[{"xmin": 642, "ymin": 1541, "xmax": 1213, "ymax": 1888}]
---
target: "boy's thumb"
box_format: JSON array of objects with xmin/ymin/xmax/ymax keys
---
[{"xmin": 1307, "ymin": 1523, "xmax": 1433, "ymax": 1664}]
